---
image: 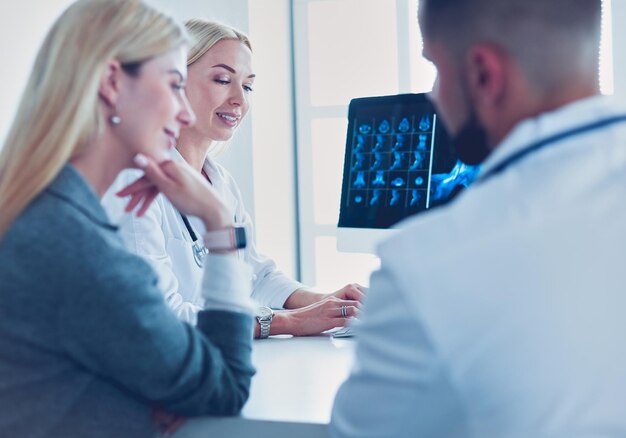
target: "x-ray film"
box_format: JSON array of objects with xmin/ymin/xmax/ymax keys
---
[{"xmin": 338, "ymin": 93, "xmax": 479, "ymax": 229}]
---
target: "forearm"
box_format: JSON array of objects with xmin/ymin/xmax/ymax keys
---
[
  {"xmin": 201, "ymin": 253, "xmax": 254, "ymax": 314},
  {"xmin": 189, "ymin": 310, "xmax": 256, "ymax": 416},
  {"xmin": 252, "ymin": 310, "xmax": 298, "ymax": 338},
  {"xmin": 283, "ymin": 288, "xmax": 324, "ymax": 309}
]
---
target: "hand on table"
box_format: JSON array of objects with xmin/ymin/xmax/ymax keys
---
[
  {"xmin": 276, "ymin": 296, "xmax": 361, "ymax": 337},
  {"xmin": 325, "ymin": 283, "xmax": 367, "ymax": 303}
]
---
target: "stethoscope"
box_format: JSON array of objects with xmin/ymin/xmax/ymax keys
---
[
  {"xmin": 179, "ymin": 212, "xmax": 209, "ymax": 268},
  {"xmin": 477, "ymin": 114, "xmax": 626, "ymax": 185}
]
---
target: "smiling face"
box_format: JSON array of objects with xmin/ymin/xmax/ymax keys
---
[
  {"xmin": 183, "ymin": 39, "xmax": 254, "ymax": 143},
  {"xmin": 114, "ymin": 46, "xmax": 196, "ymax": 162}
]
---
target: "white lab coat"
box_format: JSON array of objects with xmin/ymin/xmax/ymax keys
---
[
  {"xmin": 102, "ymin": 152, "xmax": 303, "ymax": 324},
  {"xmin": 330, "ymin": 95, "xmax": 626, "ymax": 438}
]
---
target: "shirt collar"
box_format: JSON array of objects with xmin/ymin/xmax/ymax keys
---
[
  {"xmin": 479, "ymin": 95, "xmax": 623, "ymax": 178},
  {"xmin": 171, "ymin": 147, "xmax": 217, "ymax": 178},
  {"xmin": 46, "ymin": 164, "xmax": 118, "ymax": 231}
]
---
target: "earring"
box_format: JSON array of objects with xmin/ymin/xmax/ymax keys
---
[{"xmin": 110, "ymin": 115, "xmax": 121, "ymax": 125}]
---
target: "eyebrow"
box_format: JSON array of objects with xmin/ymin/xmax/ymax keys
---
[{"xmin": 211, "ymin": 63, "xmax": 256, "ymax": 79}]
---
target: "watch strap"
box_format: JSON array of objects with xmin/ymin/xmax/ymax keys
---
[{"xmin": 259, "ymin": 318, "xmax": 271, "ymax": 339}]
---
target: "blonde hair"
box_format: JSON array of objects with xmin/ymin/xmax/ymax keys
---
[
  {"xmin": 185, "ymin": 19, "xmax": 252, "ymax": 67},
  {"xmin": 184, "ymin": 19, "xmax": 253, "ymax": 159},
  {"xmin": 0, "ymin": 0, "xmax": 188, "ymax": 237}
]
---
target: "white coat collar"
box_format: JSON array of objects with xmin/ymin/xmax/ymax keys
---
[
  {"xmin": 169, "ymin": 148, "xmax": 239, "ymax": 220},
  {"xmin": 479, "ymin": 95, "xmax": 622, "ymax": 179}
]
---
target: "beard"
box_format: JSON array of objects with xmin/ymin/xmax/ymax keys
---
[{"xmin": 451, "ymin": 108, "xmax": 492, "ymax": 166}]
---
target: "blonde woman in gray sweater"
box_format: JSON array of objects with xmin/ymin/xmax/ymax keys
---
[{"xmin": 0, "ymin": 1, "xmax": 256, "ymax": 436}]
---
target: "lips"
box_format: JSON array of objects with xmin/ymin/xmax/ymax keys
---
[
  {"xmin": 163, "ymin": 128, "xmax": 178, "ymax": 148},
  {"xmin": 216, "ymin": 112, "xmax": 241, "ymax": 127}
]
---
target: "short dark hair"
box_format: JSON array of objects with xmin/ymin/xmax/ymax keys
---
[{"xmin": 419, "ymin": 0, "xmax": 602, "ymax": 90}]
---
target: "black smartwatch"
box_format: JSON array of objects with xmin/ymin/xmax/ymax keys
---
[{"xmin": 204, "ymin": 226, "xmax": 247, "ymax": 251}]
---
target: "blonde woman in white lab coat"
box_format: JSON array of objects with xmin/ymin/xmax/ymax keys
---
[{"xmin": 103, "ymin": 19, "xmax": 363, "ymax": 337}]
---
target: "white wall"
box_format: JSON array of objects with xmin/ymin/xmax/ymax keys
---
[
  {"xmin": 247, "ymin": 0, "xmax": 299, "ymax": 279},
  {"xmin": 0, "ymin": 0, "xmax": 74, "ymax": 147}
]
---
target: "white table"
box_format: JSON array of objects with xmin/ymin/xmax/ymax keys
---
[{"xmin": 174, "ymin": 335, "xmax": 355, "ymax": 437}]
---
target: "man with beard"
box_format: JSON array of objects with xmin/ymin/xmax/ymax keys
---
[{"xmin": 330, "ymin": 1, "xmax": 626, "ymax": 437}]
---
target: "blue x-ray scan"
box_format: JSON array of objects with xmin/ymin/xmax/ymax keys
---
[
  {"xmin": 353, "ymin": 171, "xmax": 366, "ymax": 188},
  {"xmin": 430, "ymin": 160, "xmax": 480, "ymax": 204},
  {"xmin": 358, "ymin": 123, "xmax": 372, "ymax": 134},
  {"xmin": 398, "ymin": 117, "xmax": 410, "ymax": 133},
  {"xmin": 339, "ymin": 93, "xmax": 480, "ymax": 229},
  {"xmin": 418, "ymin": 115, "xmax": 431, "ymax": 131},
  {"xmin": 378, "ymin": 119, "xmax": 390, "ymax": 134}
]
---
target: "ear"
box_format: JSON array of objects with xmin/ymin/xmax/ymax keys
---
[
  {"xmin": 98, "ymin": 60, "xmax": 123, "ymax": 107},
  {"xmin": 464, "ymin": 44, "xmax": 507, "ymax": 108}
]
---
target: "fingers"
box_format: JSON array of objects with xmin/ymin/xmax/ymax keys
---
[
  {"xmin": 162, "ymin": 416, "xmax": 187, "ymax": 437},
  {"xmin": 123, "ymin": 189, "xmax": 148, "ymax": 213},
  {"xmin": 333, "ymin": 283, "xmax": 367, "ymax": 303},
  {"xmin": 135, "ymin": 188, "xmax": 159, "ymax": 217},
  {"xmin": 136, "ymin": 155, "xmax": 179, "ymax": 191},
  {"xmin": 128, "ymin": 154, "xmax": 229, "ymax": 227},
  {"xmin": 153, "ymin": 411, "xmax": 186, "ymax": 437},
  {"xmin": 337, "ymin": 304, "xmax": 360, "ymax": 319},
  {"xmin": 318, "ymin": 297, "xmax": 361, "ymax": 319},
  {"xmin": 116, "ymin": 176, "xmax": 154, "ymax": 198}
]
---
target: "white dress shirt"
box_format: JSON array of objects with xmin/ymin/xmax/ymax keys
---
[
  {"xmin": 102, "ymin": 153, "xmax": 303, "ymax": 324},
  {"xmin": 330, "ymin": 95, "xmax": 626, "ymax": 438}
]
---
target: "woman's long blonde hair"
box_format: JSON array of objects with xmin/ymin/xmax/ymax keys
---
[
  {"xmin": 0, "ymin": 0, "xmax": 188, "ymax": 237},
  {"xmin": 184, "ymin": 19, "xmax": 252, "ymax": 158}
]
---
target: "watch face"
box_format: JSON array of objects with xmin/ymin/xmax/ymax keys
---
[
  {"xmin": 234, "ymin": 226, "xmax": 247, "ymax": 249},
  {"xmin": 256, "ymin": 306, "xmax": 273, "ymax": 319}
]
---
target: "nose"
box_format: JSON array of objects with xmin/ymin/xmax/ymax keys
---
[
  {"xmin": 178, "ymin": 91, "xmax": 196, "ymax": 127},
  {"xmin": 228, "ymin": 83, "xmax": 247, "ymax": 109}
]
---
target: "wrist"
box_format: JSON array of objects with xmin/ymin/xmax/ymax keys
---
[
  {"xmin": 200, "ymin": 212, "xmax": 232, "ymax": 232},
  {"xmin": 255, "ymin": 306, "xmax": 274, "ymax": 339},
  {"xmin": 258, "ymin": 311, "xmax": 291, "ymax": 336},
  {"xmin": 199, "ymin": 199, "xmax": 232, "ymax": 231},
  {"xmin": 203, "ymin": 226, "xmax": 246, "ymax": 253}
]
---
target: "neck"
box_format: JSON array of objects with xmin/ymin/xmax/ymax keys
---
[
  {"xmin": 177, "ymin": 130, "xmax": 216, "ymax": 173},
  {"xmin": 70, "ymin": 134, "xmax": 129, "ymax": 198},
  {"xmin": 488, "ymin": 78, "xmax": 600, "ymax": 147}
]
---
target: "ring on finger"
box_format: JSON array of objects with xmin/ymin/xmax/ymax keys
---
[{"xmin": 340, "ymin": 305, "xmax": 348, "ymax": 318}]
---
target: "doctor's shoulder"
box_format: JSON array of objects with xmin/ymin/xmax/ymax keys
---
[{"xmin": 377, "ymin": 183, "xmax": 503, "ymax": 264}]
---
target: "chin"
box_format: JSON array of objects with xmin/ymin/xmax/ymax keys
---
[
  {"xmin": 212, "ymin": 132, "xmax": 235, "ymax": 142},
  {"xmin": 208, "ymin": 123, "xmax": 235, "ymax": 139}
]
